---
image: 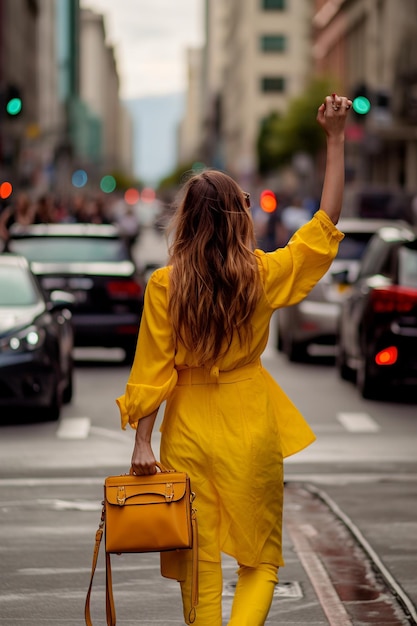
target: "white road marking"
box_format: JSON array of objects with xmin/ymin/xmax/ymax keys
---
[
  {"xmin": 299, "ymin": 523, "xmax": 318, "ymax": 538},
  {"xmin": 18, "ymin": 564, "xmax": 158, "ymax": 576},
  {"xmin": 56, "ymin": 417, "xmax": 91, "ymax": 439},
  {"xmin": 0, "ymin": 477, "xmax": 103, "ymax": 487},
  {"xmin": 40, "ymin": 499, "xmax": 102, "ymax": 511},
  {"xmin": 4, "ymin": 473, "xmax": 417, "ymax": 489},
  {"xmin": 90, "ymin": 425, "xmax": 132, "ymax": 442},
  {"xmin": 337, "ymin": 412, "xmax": 380, "ymax": 432}
]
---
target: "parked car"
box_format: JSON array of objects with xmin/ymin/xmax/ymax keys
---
[
  {"xmin": 0, "ymin": 253, "xmax": 74, "ymax": 420},
  {"xmin": 277, "ymin": 218, "xmax": 398, "ymax": 361},
  {"xmin": 337, "ymin": 223, "xmax": 417, "ymax": 399},
  {"xmin": 7, "ymin": 223, "xmax": 145, "ymax": 363}
]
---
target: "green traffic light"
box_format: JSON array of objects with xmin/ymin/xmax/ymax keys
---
[
  {"xmin": 6, "ymin": 97, "xmax": 22, "ymax": 116},
  {"xmin": 353, "ymin": 96, "xmax": 371, "ymax": 115},
  {"xmin": 100, "ymin": 175, "xmax": 116, "ymax": 193}
]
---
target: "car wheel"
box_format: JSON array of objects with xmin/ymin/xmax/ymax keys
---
[
  {"xmin": 62, "ymin": 369, "xmax": 74, "ymax": 404},
  {"xmin": 336, "ymin": 344, "xmax": 354, "ymax": 381},
  {"xmin": 123, "ymin": 345, "xmax": 136, "ymax": 365},
  {"xmin": 43, "ymin": 376, "xmax": 63, "ymax": 421},
  {"xmin": 43, "ymin": 395, "xmax": 61, "ymax": 421},
  {"xmin": 356, "ymin": 357, "xmax": 378, "ymax": 400},
  {"xmin": 283, "ymin": 333, "xmax": 306, "ymax": 362}
]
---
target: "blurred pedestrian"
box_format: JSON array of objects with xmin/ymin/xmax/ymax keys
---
[
  {"xmin": 116, "ymin": 93, "xmax": 352, "ymax": 625},
  {"xmin": 0, "ymin": 192, "xmax": 36, "ymax": 245},
  {"xmin": 115, "ymin": 204, "xmax": 140, "ymax": 252},
  {"xmin": 34, "ymin": 194, "xmax": 56, "ymax": 223},
  {"xmin": 281, "ymin": 195, "xmax": 312, "ymax": 240}
]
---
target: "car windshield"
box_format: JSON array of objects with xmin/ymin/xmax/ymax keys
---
[
  {"xmin": 0, "ymin": 266, "xmax": 39, "ymax": 306},
  {"xmin": 336, "ymin": 233, "xmax": 373, "ymax": 260},
  {"xmin": 9, "ymin": 237, "xmax": 128, "ymax": 263},
  {"xmin": 398, "ymin": 245, "xmax": 417, "ymax": 288}
]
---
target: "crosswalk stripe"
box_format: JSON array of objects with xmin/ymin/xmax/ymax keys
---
[
  {"xmin": 337, "ymin": 412, "xmax": 380, "ymax": 432},
  {"xmin": 56, "ymin": 417, "xmax": 91, "ymax": 439}
]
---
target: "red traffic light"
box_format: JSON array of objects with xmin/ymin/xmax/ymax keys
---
[
  {"xmin": 260, "ymin": 189, "xmax": 277, "ymax": 213},
  {"xmin": 0, "ymin": 181, "xmax": 13, "ymax": 199}
]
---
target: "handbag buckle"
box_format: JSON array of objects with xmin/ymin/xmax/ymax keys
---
[
  {"xmin": 165, "ymin": 482, "xmax": 174, "ymax": 502},
  {"xmin": 117, "ymin": 485, "xmax": 126, "ymax": 506}
]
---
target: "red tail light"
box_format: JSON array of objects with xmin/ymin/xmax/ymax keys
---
[
  {"xmin": 106, "ymin": 280, "xmax": 142, "ymax": 299},
  {"xmin": 375, "ymin": 346, "xmax": 398, "ymax": 366},
  {"xmin": 370, "ymin": 286, "xmax": 417, "ymax": 313}
]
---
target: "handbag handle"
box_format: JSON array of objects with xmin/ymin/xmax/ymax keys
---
[{"xmin": 129, "ymin": 461, "xmax": 173, "ymax": 475}]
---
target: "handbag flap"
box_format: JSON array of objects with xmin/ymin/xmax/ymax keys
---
[{"xmin": 105, "ymin": 474, "xmax": 188, "ymax": 506}]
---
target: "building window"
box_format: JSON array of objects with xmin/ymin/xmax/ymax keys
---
[
  {"xmin": 261, "ymin": 35, "xmax": 286, "ymax": 52},
  {"xmin": 262, "ymin": 0, "xmax": 286, "ymax": 10},
  {"xmin": 261, "ymin": 77, "xmax": 286, "ymax": 92}
]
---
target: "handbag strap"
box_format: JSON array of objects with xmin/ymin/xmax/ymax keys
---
[
  {"xmin": 189, "ymin": 507, "xmax": 199, "ymax": 623},
  {"xmin": 84, "ymin": 503, "xmax": 105, "ymax": 626},
  {"xmin": 84, "ymin": 500, "xmax": 199, "ymax": 625}
]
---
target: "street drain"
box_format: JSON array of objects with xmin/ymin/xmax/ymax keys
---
[
  {"xmin": 223, "ymin": 580, "xmax": 303, "ymax": 599},
  {"xmin": 274, "ymin": 581, "xmax": 303, "ymax": 598}
]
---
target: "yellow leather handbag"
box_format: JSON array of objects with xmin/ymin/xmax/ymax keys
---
[{"xmin": 85, "ymin": 463, "xmax": 198, "ymax": 625}]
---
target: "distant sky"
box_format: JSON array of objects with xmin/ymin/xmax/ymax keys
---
[
  {"xmin": 125, "ymin": 94, "xmax": 185, "ymax": 184},
  {"xmin": 80, "ymin": 0, "xmax": 205, "ymax": 99}
]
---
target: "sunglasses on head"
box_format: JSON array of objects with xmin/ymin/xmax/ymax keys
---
[{"xmin": 243, "ymin": 192, "xmax": 251, "ymax": 208}]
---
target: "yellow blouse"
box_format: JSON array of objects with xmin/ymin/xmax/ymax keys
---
[{"xmin": 116, "ymin": 209, "xmax": 344, "ymax": 458}]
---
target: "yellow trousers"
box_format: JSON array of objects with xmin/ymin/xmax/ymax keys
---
[{"xmin": 180, "ymin": 560, "xmax": 279, "ymax": 626}]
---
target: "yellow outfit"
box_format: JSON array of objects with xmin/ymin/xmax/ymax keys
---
[{"xmin": 116, "ymin": 210, "xmax": 344, "ymax": 624}]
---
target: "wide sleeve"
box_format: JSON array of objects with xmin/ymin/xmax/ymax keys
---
[
  {"xmin": 116, "ymin": 268, "xmax": 178, "ymax": 430},
  {"xmin": 257, "ymin": 209, "xmax": 344, "ymax": 309}
]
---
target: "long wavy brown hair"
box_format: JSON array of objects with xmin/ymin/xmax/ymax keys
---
[{"xmin": 167, "ymin": 170, "xmax": 261, "ymax": 365}]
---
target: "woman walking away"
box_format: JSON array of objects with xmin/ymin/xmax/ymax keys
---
[{"xmin": 117, "ymin": 93, "xmax": 352, "ymax": 625}]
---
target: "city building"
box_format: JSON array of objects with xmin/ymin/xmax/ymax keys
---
[
  {"xmin": 0, "ymin": 0, "xmax": 41, "ymax": 187},
  {"xmin": 0, "ymin": 1, "xmax": 133, "ymax": 198},
  {"xmin": 313, "ymin": 0, "xmax": 417, "ymax": 213},
  {"xmin": 199, "ymin": 0, "xmax": 313, "ymax": 185},
  {"xmin": 177, "ymin": 48, "xmax": 204, "ymax": 167}
]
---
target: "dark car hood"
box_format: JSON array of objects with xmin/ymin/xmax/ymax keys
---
[{"xmin": 0, "ymin": 302, "xmax": 45, "ymax": 334}]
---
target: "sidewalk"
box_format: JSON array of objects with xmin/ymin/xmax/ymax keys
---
[{"xmin": 279, "ymin": 482, "xmax": 412, "ymax": 625}]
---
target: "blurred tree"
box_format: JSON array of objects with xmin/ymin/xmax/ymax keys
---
[
  {"xmin": 257, "ymin": 78, "xmax": 335, "ymax": 175},
  {"xmin": 110, "ymin": 170, "xmax": 144, "ymax": 191},
  {"xmin": 158, "ymin": 161, "xmax": 197, "ymax": 191},
  {"xmin": 257, "ymin": 112, "xmax": 284, "ymax": 175}
]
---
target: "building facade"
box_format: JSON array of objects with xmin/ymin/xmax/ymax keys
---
[
  {"xmin": 181, "ymin": 0, "xmax": 416, "ymax": 212},
  {"xmin": 199, "ymin": 0, "xmax": 313, "ymax": 185},
  {"xmin": 178, "ymin": 47, "xmax": 204, "ymax": 166},
  {"xmin": 0, "ymin": 1, "xmax": 133, "ymax": 197},
  {"xmin": 0, "ymin": 0, "xmax": 40, "ymax": 186},
  {"xmin": 313, "ymin": 0, "xmax": 417, "ymax": 203}
]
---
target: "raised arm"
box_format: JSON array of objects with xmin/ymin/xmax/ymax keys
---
[{"xmin": 316, "ymin": 93, "xmax": 352, "ymax": 224}]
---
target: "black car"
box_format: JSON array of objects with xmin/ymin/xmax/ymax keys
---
[
  {"xmin": 337, "ymin": 223, "xmax": 417, "ymax": 399},
  {"xmin": 0, "ymin": 253, "xmax": 74, "ymax": 420},
  {"xmin": 7, "ymin": 223, "xmax": 145, "ymax": 363}
]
